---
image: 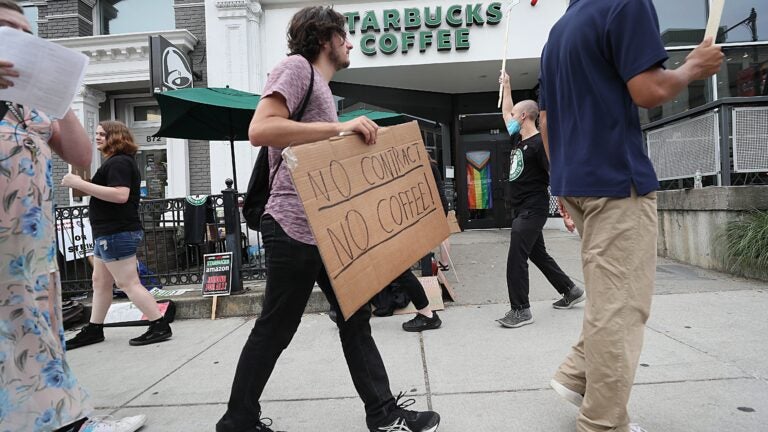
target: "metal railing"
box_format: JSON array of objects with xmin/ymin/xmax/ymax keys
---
[
  {"xmin": 55, "ymin": 190, "xmax": 265, "ymax": 296},
  {"xmin": 643, "ymin": 96, "xmax": 768, "ymax": 189}
]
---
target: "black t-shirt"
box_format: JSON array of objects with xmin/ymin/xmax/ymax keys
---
[
  {"xmin": 507, "ymin": 133, "xmax": 550, "ymax": 211},
  {"xmin": 89, "ymin": 153, "xmax": 142, "ymax": 238}
]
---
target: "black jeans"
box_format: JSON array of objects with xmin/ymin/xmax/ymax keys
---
[
  {"xmin": 507, "ymin": 208, "xmax": 574, "ymax": 310},
  {"xmin": 216, "ymin": 215, "xmax": 396, "ymax": 432},
  {"xmin": 392, "ymin": 270, "xmax": 430, "ymax": 311}
]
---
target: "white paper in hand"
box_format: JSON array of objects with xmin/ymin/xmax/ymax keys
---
[
  {"xmin": 704, "ymin": 0, "xmax": 726, "ymax": 41},
  {"xmin": 0, "ymin": 27, "xmax": 88, "ymax": 118}
]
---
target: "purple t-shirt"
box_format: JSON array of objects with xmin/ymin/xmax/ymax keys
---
[{"xmin": 262, "ymin": 55, "xmax": 338, "ymax": 245}]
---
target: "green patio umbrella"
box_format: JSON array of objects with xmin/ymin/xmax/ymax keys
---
[{"xmin": 154, "ymin": 87, "xmax": 260, "ymax": 189}]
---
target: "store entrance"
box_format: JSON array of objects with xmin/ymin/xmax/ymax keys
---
[{"xmin": 456, "ymin": 115, "xmax": 513, "ymax": 229}]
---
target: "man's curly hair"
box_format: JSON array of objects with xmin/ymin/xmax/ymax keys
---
[{"xmin": 288, "ymin": 6, "xmax": 346, "ymax": 62}]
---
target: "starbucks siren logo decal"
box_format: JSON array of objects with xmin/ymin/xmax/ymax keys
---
[{"xmin": 509, "ymin": 148, "xmax": 524, "ymax": 181}]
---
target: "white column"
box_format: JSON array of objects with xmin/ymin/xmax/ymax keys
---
[
  {"xmin": 166, "ymin": 138, "xmax": 190, "ymax": 198},
  {"xmin": 206, "ymin": 0, "xmax": 264, "ymax": 192},
  {"xmin": 70, "ymin": 85, "xmax": 106, "ymax": 205}
]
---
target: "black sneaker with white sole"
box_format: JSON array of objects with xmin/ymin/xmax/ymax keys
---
[
  {"xmin": 552, "ymin": 285, "xmax": 586, "ymax": 309},
  {"xmin": 370, "ymin": 393, "xmax": 440, "ymax": 432}
]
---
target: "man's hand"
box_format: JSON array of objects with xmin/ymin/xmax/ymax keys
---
[
  {"xmin": 0, "ymin": 60, "xmax": 19, "ymax": 89},
  {"xmin": 61, "ymin": 173, "xmax": 83, "ymax": 189},
  {"xmin": 683, "ymin": 37, "xmax": 724, "ymax": 81},
  {"xmin": 339, "ymin": 116, "xmax": 379, "ymax": 145},
  {"xmin": 558, "ymin": 197, "xmax": 576, "ymax": 233},
  {"xmin": 499, "ymin": 70, "xmax": 510, "ymax": 87}
]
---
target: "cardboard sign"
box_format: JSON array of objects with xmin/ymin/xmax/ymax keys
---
[
  {"xmin": 447, "ymin": 210, "xmax": 461, "ymax": 234},
  {"xmin": 284, "ymin": 121, "xmax": 450, "ymax": 319},
  {"xmin": 201, "ymin": 252, "xmax": 233, "ymax": 297},
  {"xmin": 393, "ymin": 276, "xmax": 445, "ymax": 315},
  {"xmin": 55, "ymin": 217, "xmax": 94, "ymax": 261}
]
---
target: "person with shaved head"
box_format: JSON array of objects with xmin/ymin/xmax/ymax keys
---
[{"xmin": 495, "ymin": 71, "xmax": 584, "ymax": 329}]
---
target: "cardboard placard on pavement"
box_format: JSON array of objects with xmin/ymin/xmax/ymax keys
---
[
  {"xmin": 393, "ymin": 276, "xmax": 445, "ymax": 315},
  {"xmin": 284, "ymin": 121, "xmax": 450, "ymax": 319}
]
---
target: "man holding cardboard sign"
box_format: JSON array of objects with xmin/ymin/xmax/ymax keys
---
[
  {"xmin": 216, "ymin": 6, "xmax": 441, "ymax": 432},
  {"xmin": 539, "ymin": 0, "xmax": 724, "ymax": 431}
]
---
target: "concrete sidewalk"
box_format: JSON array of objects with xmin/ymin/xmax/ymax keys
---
[{"xmin": 66, "ymin": 230, "xmax": 768, "ymax": 432}]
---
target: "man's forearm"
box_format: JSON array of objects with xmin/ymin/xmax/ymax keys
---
[
  {"xmin": 502, "ymin": 83, "xmax": 514, "ymax": 117},
  {"xmin": 249, "ymin": 117, "xmax": 341, "ymax": 149},
  {"xmin": 540, "ymin": 111, "xmax": 550, "ymax": 162}
]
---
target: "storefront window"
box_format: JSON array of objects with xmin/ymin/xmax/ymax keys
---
[
  {"xmin": 653, "ymin": 0, "xmax": 708, "ymax": 46},
  {"xmin": 133, "ymin": 105, "xmax": 162, "ymax": 123},
  {"xmin": 21, "ymin": 3, "xmax": 38, "ymax": 35},
  {"xmin": 719, "ymin": 1, "xmax": 765, "ymax": 43},
  {"xmin": 97, "ymin": 0, "xmax": 174, "ymax": 35},
  {"xmin": 717, "ymin": 45, "xmax": 768, "ymax": 97},
  {"xmin": 135, "ymin": 150, "xmax": 168, "ymax": 199}
]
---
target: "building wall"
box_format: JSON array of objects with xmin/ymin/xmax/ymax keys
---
[
  {"xmin": 38, "ymin": 0, "xmax": 93, "ymax": 39},
  {"xmin": 175, "ymin": 0, "xmax": 211, "ymax": 195},
  {"xmin": 657, "ymin": 187, "xmax": 768, "ymax": 281},
  {"xmin": 36, "ymin": 0, "xmax": 93, "ymax": 207}
]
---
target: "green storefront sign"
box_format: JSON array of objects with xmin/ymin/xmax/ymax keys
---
[{"xmin": 344, "ymin": 3, "xmax": 503, "ymax": 56}]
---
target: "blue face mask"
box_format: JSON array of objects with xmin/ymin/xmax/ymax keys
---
[{"xmin": 506, "ymin": 119, "xmax": 521, "ymax": 136}]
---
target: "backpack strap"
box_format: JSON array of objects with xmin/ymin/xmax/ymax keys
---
[{"xmin": 267, "ymin": 57, "xmax": 315, "ymax": 190}]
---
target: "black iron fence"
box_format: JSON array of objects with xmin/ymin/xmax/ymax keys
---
[{"xmin": 55, "ymin": 192, "xmax": 265, "ymax": 296}]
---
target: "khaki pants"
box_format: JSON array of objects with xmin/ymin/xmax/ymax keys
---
[{"xmin": 554, "ymin": 190, "xmax": 657, "ymax": 432}]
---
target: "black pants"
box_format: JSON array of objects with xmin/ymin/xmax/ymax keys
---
[
  {"xmin": 507, "ymin": 208, "xmax": 574, "ymax": 310},
  {"xmin": 216, "ymin": 215, "xmax": 396, "ymax": 432},
  {"xmin": 392, "ymin": 270, "xmax": 430, "ymax": 311}
]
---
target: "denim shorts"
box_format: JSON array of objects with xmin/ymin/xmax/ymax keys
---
[{"xmin": 93, "ymin": 230, "xmax": 143, "ymax": 262}]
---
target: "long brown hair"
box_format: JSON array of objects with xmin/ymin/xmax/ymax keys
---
[{"xmin": 98, "ymin": 120, "xmax": 139, "ymax": 156}]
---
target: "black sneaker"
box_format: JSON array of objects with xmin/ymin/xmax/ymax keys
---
[
  {"xmin": 402, "ymin": 312, "xmax": 442, "ymax": 332},
  {"xmin": 371, "ymin": 393, "xmax": 440, "ymax": 432},
  {"xmin": 552, "ymin": 285, "xmax": 586, "ymax": 309},
  {"xmin": 216, "ymin": 413, "xmax": 281, "ymax": 432},
  {"xmin": 65, "ymin": 323, "xmax": 105, "ymax": 350},
  {"xmin": 129, "ymin": 319, "xmax": 172, "ymax": 346}
]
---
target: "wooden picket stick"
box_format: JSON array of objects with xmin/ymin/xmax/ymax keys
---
[
  {"xmin": 211, "ymin": 296, "xmax": 218, "ymax": 320},
  {"xmin": 704, "ymin": 0, "xmax": 726, "ymax": 41},
  {"xmin": 497, "ymin": 1, "xmax": 520, "ymax": 108}
]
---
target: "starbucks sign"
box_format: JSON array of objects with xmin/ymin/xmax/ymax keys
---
[{"xmin": 344, "ymin": 3, "xmax": 503, "ymax": 56}]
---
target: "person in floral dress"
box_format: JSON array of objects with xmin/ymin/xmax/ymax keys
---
[{"xmin": 0, "ymin": 2, "xmax": 146, "ymax": 431}]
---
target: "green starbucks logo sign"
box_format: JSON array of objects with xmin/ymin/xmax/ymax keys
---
[{"xmin": 509, "ymin": 148, "xmax": 524, "ymax": 181}]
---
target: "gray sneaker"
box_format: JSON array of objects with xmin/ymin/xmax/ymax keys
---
[
  {"xmin": 553, "ymin": 285, "xmax": 586, "ymax": 309},
  {"xmin": 497, "ymin": 308, "xmax": 534, "ymax": 328}
]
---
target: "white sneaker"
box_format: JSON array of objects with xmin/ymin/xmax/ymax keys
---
[
  {"xmin": 550, "ymin": 379, "xmax": 584, "ymax": 407},
  {"xmin": 79, "ymin": 415, "xmax": 147, "ymax": 432},
  {"xmin": 629, "ymin": 424, "xmax": 648, "ymax": 432}
]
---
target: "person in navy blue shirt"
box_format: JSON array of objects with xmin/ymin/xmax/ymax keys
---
[{"xmin": 538, "ymin": 1, "xmax": 723, "ymax": 431}]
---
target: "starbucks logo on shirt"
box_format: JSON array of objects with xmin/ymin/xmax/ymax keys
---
[{"xmin": 509, "ymin": 148, "xmax": 524, "ymax": 181}]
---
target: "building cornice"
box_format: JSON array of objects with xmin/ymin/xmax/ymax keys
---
[
  {"xmin": 216, "ymin": 0, "xmax": 262, "ymax": 21},
  {"xmin": 52, "ymin": 29, "xmax": 198, "ymax": 61}
]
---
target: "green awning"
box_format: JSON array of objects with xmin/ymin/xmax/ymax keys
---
[{"xmin": 338, "ymin": 109, "xmax": 407, "ymax": 126}]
